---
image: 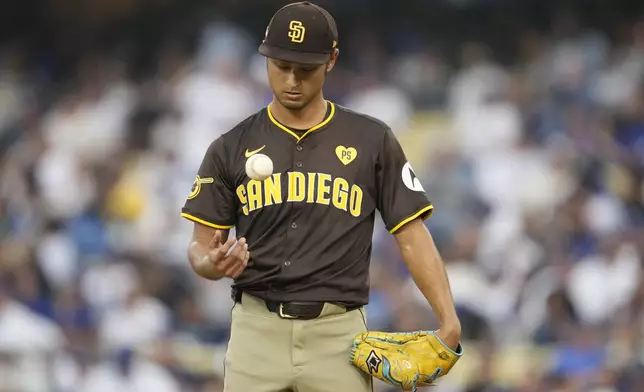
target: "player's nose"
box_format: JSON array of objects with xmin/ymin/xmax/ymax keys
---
[{"xmin": 285, "ymin": 71, "xmax": 299, "ymax": 87}]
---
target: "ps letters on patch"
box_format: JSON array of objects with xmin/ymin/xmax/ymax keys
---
[{"xmin": 335, "ymin": 146, "xmax": 357, "ymax": 165}]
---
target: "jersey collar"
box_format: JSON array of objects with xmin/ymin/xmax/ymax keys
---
[{"xmin": 267, "ymin": 100, "xmax": 335, "ymax": 143}]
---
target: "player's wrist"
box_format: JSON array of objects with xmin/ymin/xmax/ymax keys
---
[
  {"xmin": 441, "ymin": 317, "xmax": 461, "ymax": 331},
  {"xmin": 435, "ymin": 321, "xmax": 461, "ymax": 351},
  {"xmin": 440, "ymin": 318, "xmax": 461, "ymax": 335}
]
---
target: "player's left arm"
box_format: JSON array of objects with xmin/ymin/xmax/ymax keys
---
[
  {"xmin": 393, "ymin": 218, "xmax": 461, "ymax": 350},
  {"xmin": 375, "ymin": 126, "xmax": 461, "ymax": 350}
]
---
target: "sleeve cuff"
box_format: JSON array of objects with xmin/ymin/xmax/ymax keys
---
[
  {"xmin": 388, "ymin": 204, "xmax": 434, "ymax": 234},
  {"xmin": 181, "ymin": 212, "xmax": 235, "ymax": 229}
]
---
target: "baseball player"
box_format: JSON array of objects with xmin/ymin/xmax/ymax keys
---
[{"xmin": 181, "ymin": 2, "xmax": 463, "ymax": 391}]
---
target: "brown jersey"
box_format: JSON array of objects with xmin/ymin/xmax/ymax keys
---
[{"xmin": 181, "ymin": 101, "xmax": 433, "ymax": 306}]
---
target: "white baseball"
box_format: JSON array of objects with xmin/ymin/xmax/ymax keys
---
[{"xmin": 245, "ymin": 153, "xmax": 273, "ymax": 181}]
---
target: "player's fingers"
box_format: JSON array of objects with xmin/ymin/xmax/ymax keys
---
[
  {"xmin": 213, "ymin": 245, "xmax": 237, "ymax": 267},
  {"xmin": 209, "ymin": 230, "xmax": 222, "ymax": 249},
  {"xmin": 223, "ymin": 240, "xmax": 248, "ymax": 277},
  {"xmin": 209, "ymin": 245, "xmax": 234, "ymax": 270},
  {"xmin": 213, "ymin": 257, "xmax": 235, "ymax": 276},
  {"xmin": 226, "ymin": 262, "xmax": 246, "ymax": 278},
  {"xmin": 229, "ymin": 238, "xmax": 246, "ymax": 260},
  {"xmin": 217, "ymin": 237, "xmax": 237, "ymax": 258},
  {"xmin": 242, "ymin": 243, "xmax": 250, "ymax": 266}
]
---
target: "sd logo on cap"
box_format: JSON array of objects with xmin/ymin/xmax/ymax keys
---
[{"xmin": 259, "ymin": 1, "xmax": 338, "ymax": 65}]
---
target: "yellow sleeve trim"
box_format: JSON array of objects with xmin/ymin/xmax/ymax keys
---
[
  {"xmin": 181, "ymin": 213, "xmax": 234, "ymax": 229},
  {"xmin": 389, "ymin": 205, "xmax": 434, "ymax": 234}
]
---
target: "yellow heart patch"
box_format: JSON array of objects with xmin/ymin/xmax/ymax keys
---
[{"xmin": 335, "ymin": 146, "xmax": 357, "ymax": 165}]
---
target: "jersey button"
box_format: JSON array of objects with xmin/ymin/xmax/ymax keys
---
[
  {"xmin": 291, "ymin": 222, "xmax": 297, "ymax": 229},
  {"xmin": 296, "ymin": 145, "xmax": 303, "ymax": 151},
  {"xmin": 284, "ymin": 260, "xmax": 291, "ymax": 266},
  {"xmin": 295, "ymin": 161, "xmax": 303, "ymax": 168}
]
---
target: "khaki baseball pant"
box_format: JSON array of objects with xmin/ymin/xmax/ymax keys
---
[{"xmin": 223, "ymin": 292, "xmax": 373, "ymax": 392}]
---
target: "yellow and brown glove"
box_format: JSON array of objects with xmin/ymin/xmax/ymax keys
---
[{"xmin": 350, "ymin": 330, "xmax": 463, "ymax": 391}]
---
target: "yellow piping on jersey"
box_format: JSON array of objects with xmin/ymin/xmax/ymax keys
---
[
  {"xmin": 181, "ymin": 213, "xmax": 234, "ymax": 229},
  {"xmin": 267, "ymin": 101, "xmax": 335, "ymax": 143},
  {"xmin": 389, "ymin": 204, "xmax": 434, "ymax": 234}
]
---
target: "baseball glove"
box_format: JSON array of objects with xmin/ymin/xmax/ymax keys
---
[{"xmin": 349, "ymin": 330, "xmax": 463, "ymax": 391}]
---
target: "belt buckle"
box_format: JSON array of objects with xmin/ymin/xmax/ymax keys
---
[{"xmin": 279, "ymin": 303, "xmax": 299, "ymax": 319}]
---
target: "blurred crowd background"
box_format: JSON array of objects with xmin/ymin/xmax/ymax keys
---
[{"xmin": 0, "ymin": 0, "xmax": 643, "ymax": 391}]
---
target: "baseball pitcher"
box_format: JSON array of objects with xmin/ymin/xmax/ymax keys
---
[{"xmin": 181, "ymin": 2, "xmax": 463, "ymax": 391}]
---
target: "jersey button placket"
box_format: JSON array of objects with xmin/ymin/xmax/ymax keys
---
[
  {"xmin": 286, "ymin": 142, "xmax": 303, "ymax": 272},
  {"xmin": 294, "ymin": 143, "xmax": 303, "ymax": 167}
]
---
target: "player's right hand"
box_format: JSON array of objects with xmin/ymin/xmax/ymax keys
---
[{"xmin": 205, "ymin": 230, "xmax": 250, "ymax": 279}]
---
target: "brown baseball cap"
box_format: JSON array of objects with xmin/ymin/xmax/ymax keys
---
[{"xmin": 258, "ymin": 1, "xmax": 338, "ymax": 65}]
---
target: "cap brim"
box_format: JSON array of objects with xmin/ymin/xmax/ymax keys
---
[{"xmin": 259, "ymin": 43, "xmax": 330, "ymax": 65}]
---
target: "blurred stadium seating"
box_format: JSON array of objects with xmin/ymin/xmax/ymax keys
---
[{"xmin": 0, "ymin": 0, "xmax": 643, "ymax": 391}]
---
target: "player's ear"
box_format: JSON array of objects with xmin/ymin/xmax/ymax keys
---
[{"xmin": 326, "ymin": 48, "xmax": 339, "ymax": 73}]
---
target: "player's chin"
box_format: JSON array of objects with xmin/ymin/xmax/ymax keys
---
[{"xmin": 278, "ymin": 94, "xmax": 307, "ymax": 109}]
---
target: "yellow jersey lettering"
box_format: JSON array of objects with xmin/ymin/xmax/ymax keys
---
[
  {"xmin": 316, "ymin": 173, "xmax": 332, "ymax": 205},
  {"xmin": 236, "ymin": 172, "xmax": 363, "ymax": 217},
  {"xmin": 306, "ymin": 172, "xmax": 316, "ymax": 203},
  {"xmin": 349, "ymin": 184, "xmax": 363, "ymax": 217},
  {"xmin": 247, "ymin": 180, "xmax": 262, "ymax": 212},
  {"xmin": 264, "ymin": 173, "xmax": 282, "ymax": 206},
  {"xmin": 236, "ymin": 185, "xmax": 249, "ymax": 216},
  {"xmin": 288, "ymin": 172, "xmax": 306, "ymax": 202},
  {"xmin": 332, "ymin": 177, "xmax": 349, "ymax": 211}
]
